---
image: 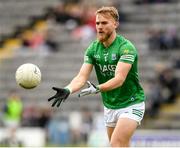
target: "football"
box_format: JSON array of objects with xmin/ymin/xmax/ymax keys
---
[{"xmin": 15, "ymin": 63, "xmax": 41, "ymax": 89}]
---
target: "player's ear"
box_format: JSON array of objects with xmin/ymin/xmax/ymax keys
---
[{"xmin": 115, "ymin": 21, "xmax": 119, "ymax": 29}]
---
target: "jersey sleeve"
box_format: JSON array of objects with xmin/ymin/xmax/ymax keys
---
[
  {"xmin": 84, "ymin": 42, "xmax": 94, "ymax": 64},
  {"xmin": 119, "ymin": 41, "xmax": 137, "ymax": 64}
]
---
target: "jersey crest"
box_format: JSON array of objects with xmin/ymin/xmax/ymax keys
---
[
  {"xmin": 123, "ymin": 49, "xmax": 129, "ymax": 54},
  {"xmin": 112, "ymin": 54, "xmax": 117, "ymax": 60},
  {"xmin": 104, "ymin": 53, "xmax": 108, "ymax": 62}
]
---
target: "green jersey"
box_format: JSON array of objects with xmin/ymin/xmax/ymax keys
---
[{"xmin": 84, "ymin": 35, "xmax": 145, "ymax": 109}]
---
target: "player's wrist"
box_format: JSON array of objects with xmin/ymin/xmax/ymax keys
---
[
  {"xmin": 64, "ymin": 86, "xmax": 72, "ymax": 94},
  {"xmin": 96, "ymin": 85, "xmax": 100, "ymax": 93}
]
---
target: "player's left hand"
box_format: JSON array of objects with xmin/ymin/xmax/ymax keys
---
[
  {"xmin": 48, "ymin": 87, "xmax": 70, "ymax": 107},
  {"xmin": 79, "ymin": 81, "xmax": 100, "ymax": 97}
]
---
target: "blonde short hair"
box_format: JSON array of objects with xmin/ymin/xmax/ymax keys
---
[{"xmin": 96, "ymin": 6, "xmax": 119, "ymax": 22}]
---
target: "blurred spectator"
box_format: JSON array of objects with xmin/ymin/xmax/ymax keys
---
[
  {"xmin": 2, "ymin": 90, "xmax": 23, "ymax": 128},
  {"xmin": 2, "ymin": 90, "xmax": 23, "ymax": 146},
  {"xmin": 44, "ymin": 31, "xmax": 59, "ymax": 52},
  {"xmin": 21, "ymin": 106, "xmax": 51, "ymax": 128},
  {"xmin": 145, "ymin": 63, "xmax": 179, "ymax": 118},
  {"xmin": 147, "ymin": 27, "xmax": 179, "ymax": 51},
  {"xmin": 158, "ymin": 67, "xmax": 179, "ymax": 103},
  {"xmin": 38, "ymin": 107, "xmax": 52, "ymax": 128},
  {"xmin": 145, "ymin": 79, "xmax": 163, "ymax": 118},
  {"xmin": 112, "ymin": 1, "xmax": 127, "ymax": 24},
  {"xmin": 80, "ymin": 107, "xmax": 93, "ymax": 144},
  {"xmin": 147, "ymin": 29, "xmax": 161, "ymax": 50},
  {"xmin": 53, "ymin": 2, "xmax": 81, "ymax": 26},
  {"xmin": 45, "ymin": 1, "xmax": 96, "ymax": 42},
  {"xmin": 21, "ymin": 106, "xmax": 36, "ymax": 127},
  {"xmin": 162, "ymin": 27, "xmax": 179, "ymax": 49},
  {"xmin": 18, "ymin": 19, "xmax": 59, "ymax": 54},
  {"xmin": 70, "ymin": 5, "xmax": 96, "ymax": 42},
  {"xmin": 174, "ymin": 59, "xmax": 180, "ymax": 69},
  {"xmin": 47, "ymin": 116, "xmax": 70, "ymax": 145},
  {"xmin": 71, "ymin": 25, "xmax": 96, "ymax": 43}
]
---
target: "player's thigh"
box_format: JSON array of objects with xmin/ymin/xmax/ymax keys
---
[
  {"xmin": 111, "ymin": 117, "xmax": 138, "ymax": 142},
  {"xmin": 106, "ymin": 126, "xmax": 114, "ymax": 141}
]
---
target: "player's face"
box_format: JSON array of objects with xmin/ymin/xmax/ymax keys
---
[{"xmin": 96, "ymin": 14, "xmax": 118, "ymax": 42}]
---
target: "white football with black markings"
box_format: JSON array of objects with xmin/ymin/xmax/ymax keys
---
[{"xmin": 15, "ymin": 63, "xmax": 41, "ymax": 89}]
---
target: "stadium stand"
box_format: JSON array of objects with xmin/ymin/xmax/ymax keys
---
[{"xmin": 0, "ymin": 0, "xmax": 180, "ymax": 146}]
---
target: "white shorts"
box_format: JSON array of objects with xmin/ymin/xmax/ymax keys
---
[{"xmin": 104, "ymin": 102, "xmax": 145, "ymax": 127}]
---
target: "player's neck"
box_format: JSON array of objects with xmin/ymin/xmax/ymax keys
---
[{"xmin": 103, "ymin": 31, "xmax": 117, "ymax": 48}]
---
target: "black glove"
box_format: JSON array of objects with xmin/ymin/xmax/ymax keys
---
[{"xmin": 48, "ymin": 87, "xmax": 70, "ymax": 107}]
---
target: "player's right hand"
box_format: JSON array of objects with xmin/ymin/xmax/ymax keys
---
[{"xmin": 48, "ymin": 87, "xmax": 70, "ymax": 107}]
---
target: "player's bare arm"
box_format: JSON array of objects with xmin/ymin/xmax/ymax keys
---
[
  {"xmin": 48, "ymin": 63, "xmax": 93, "ymax": 107},
  {"xmin": 66, "ymin": 63, "xmax": 93, "ymax": 93},
  {"xmin": 98, "ymin": 62, "xmax": 132, "ymax": 92},
  {"xmin": 79, "ymin": 62, "xmax": 132, "ymax": 97}
]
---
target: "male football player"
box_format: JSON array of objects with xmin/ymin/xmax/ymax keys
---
[{"xmin": 48, "ymin": 6, "xmax": 145, "ymax": 147}]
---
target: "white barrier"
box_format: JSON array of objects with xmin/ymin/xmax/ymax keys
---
[{"xmin": 0, "ymin": 127, "xmax": 46, "ymax": 147}]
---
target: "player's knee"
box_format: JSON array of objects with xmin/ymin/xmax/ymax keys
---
[{"xmin": 110, "ymin": 137, "xmax": 129, "ymax": 147}]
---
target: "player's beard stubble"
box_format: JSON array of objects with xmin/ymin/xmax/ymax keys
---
[{"xmin": 97, "ymin": 30, "xmax": 113, "ymax": 43}]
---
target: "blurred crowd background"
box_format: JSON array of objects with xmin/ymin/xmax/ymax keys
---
[{"xmin": 0, "ymin": 0, "xmax": 180, "ymax": 147}]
